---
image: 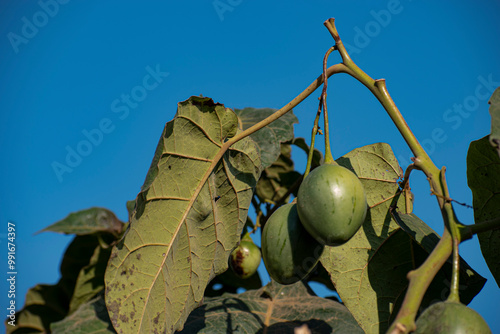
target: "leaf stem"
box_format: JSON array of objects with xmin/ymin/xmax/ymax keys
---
[
  {"xmin": 460, "ymin": 216, "xmax": 500, "ymax": 240},
  {"xmin": 398, "ymin": 164, "xmax": 416, "ymax": 214},
  {"xmin": 322, "ymin": 18, "xmax": 466, "ymax": 333}
]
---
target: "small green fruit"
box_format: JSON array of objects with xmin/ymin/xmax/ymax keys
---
[
  {"xmin": 297, "ymin": 164, "xmax": 367, "ymax": 245},
  {"xmin": 415, "ymin": 301, "xmax": 491, "ymax": 334},
  {"xmin": 262, "ymin": 203, "xmax": 324, "ymax": 285},
  {"xmin": 229, "ymin": 240, "xmax": 261, "ymax": 279}
]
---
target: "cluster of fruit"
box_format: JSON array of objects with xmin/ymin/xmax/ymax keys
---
[
  {"xmin": 229, "ymin": 163, "xmax": 367, "ymax": 284},
  {"xmin": 262, "ymin": 164, "xmax": 367, "ymax": 284}
]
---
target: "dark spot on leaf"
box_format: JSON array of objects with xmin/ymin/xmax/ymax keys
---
[
  {"xmin": 119, "ymin": 314, "xmax": 129, "ymax": 323},
  {"xmin": 260, "ymin": 291, "xmax": 273, "ymax": 300},
  {"xmin": 121, "ymin": 270, "xmax": 127, "ymax": 276},
  {"xmin": 153, "ymin": 313, "xmax": 160, "ymax": 324},
  {"xmin": 136, "ymin": 254, "xmax": 141, "ymax": 260},
  {"xmin": 107, "ymin": 300, "xmax": 121, "ymax": 320}
]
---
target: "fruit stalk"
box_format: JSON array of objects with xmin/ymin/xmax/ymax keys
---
[
  {"xmin": 304, "ymin": 99, "xmax": 323, "ymax": 178},
  {"xmin": 321, "ymin": 46, "xmax": 337, "ymax": 165},
  {"xmin": 305, "ymin": 45, "xmax": 338, "ymax": 177}
]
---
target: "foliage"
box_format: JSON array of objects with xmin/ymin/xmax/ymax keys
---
[
  {"xmin": 180, "ymin": 281, "xmax": 364, "ymax": 333},
  {"xmin": 7, "ymin": 19, "xmax": 500, "ymax": 334}
]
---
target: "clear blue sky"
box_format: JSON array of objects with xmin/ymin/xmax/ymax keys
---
[{"xmin": 1, "ymin": 0, "xmax": 499, "ymax": 332}]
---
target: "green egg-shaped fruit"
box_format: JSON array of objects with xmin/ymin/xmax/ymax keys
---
[
  {"xmin": 414, "ymin": 301, "xmax": 491, "ymax": 334},
  {"xmin": 262, "ymin": 203, "xmax": 324, "ymax": 285},
  {"xmin": 229, "ymin": 240, "xmax": 261, "ymax": 279},
  {"xmin": 297, "ymin": 164, "xmax": 367, "ymax": 246}
]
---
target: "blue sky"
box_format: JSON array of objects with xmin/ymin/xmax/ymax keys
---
[{"xmin": 1, "ymin": 0, "xmax": 499, "ymax": 332}]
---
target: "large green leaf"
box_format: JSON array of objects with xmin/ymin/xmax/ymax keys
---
[
  {"xmin": 467, "ymin": 136, "xmax": 500, "ymax": 287},
  {"xmin": 489, "ymin": 87, "xmax": 500, "ymax": 156},
  {"xmin": 105, "ymin": 97, "xmax": 261, "ymax": 334},
  {"xmin": 51, "ymin": 295, "xmax": 115, "ymax": 334},
  {"xmin": 180, "ymin": 281, "xmax": 363, "ymax": 333},
  {"xmin": 234, "ymin": 107, "xmax": 298, "ymax": 168},
  {"xmin": 320, "ymin": 143, "xmax": 485, "ymax": 333},
  {"xmin": 38, "ymin": 207, "xmax": 124, "ymax": 236}
]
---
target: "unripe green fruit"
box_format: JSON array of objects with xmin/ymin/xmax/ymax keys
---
[
  {"xmin": 229, "ymin": 240, "xmax": 261, "ymax": 279},
  {"xmin": 297, "ymin": 164, "xmax": 367, "ymax": 246},
  {"xmin": 262, "ymin": 203, "xmax": 324, "ymax": 285},
  {"xmin": 415, "ymin": 301, "xmax": 491, "ymax": 333}
]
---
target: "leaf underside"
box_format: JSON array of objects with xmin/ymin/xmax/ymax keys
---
[
  {"xmin": 320, "ymin": 143, "xmax": 485, "ymax": 334},
  {"xmin": 467, "ymin": 136, "xmax": 500, "ymax": 287},
  {"xmin": 180, "ymin": 281, "xmax": 364, "ymax": 333},
  {"xmin": 37, "ymin": 207, "xmax": 124, "ymax": 236},
  {"xmin": 104, "ymin": 97, "xmax": 262, "ymax": 334}
]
